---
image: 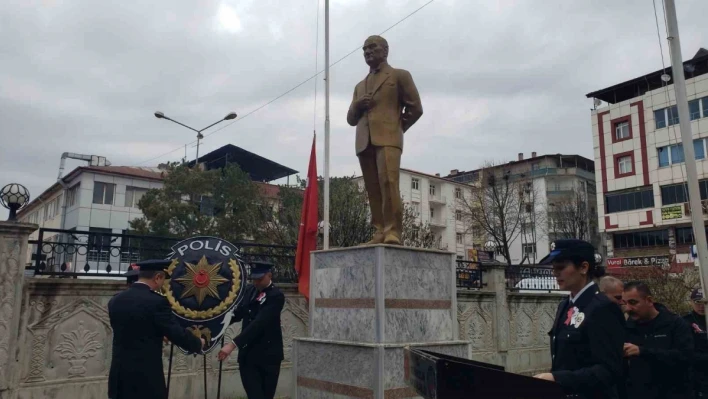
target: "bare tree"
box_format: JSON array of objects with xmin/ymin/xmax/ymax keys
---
[
  {"xmin": 546, "ymin": 184, "xmax": 597, "ymax": 244},
  {"xmin": 458, "ymin": 162, "xmax": 542, "ymax": 265}
]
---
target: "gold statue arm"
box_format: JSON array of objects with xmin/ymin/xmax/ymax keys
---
[{"xmin": 398, "ymin": 70, "xmax": 423, "ymax": 133}]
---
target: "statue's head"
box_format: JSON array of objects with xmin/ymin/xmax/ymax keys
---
[{"xmin": 363, "ymin": 35, "xmax": 388, "ymax": 67}]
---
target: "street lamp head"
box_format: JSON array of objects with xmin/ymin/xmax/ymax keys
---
[
  {"xmin": 224, "ymin": 112, "xmax": 237, "ymax": 120},
  {"xmin": 154, "ymin": 111, "xmax": 165, "ymax": 119},
  {"xmin": 197, "ymin": 132, "xmax": 204, "ymax": 140},
  {"xmin": 1, "ymin": 183, "xmax": 30, "ymax": 222}
]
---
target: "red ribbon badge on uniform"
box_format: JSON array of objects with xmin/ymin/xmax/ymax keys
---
[
  {"xmin": 564, "ymin": 308, "xmax": 574, "ymax": 326},
  {"xmin": 256, "ymin": 292, "xmax": 266, "ymax": 304}
]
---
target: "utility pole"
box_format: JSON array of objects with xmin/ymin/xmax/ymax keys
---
[{"xmin": 664, "ymin": 0, "xmax": 708, "ymax": 326}]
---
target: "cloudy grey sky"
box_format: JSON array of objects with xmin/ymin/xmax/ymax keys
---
[{"xmin": 1, "ymin": 0, "xmax": 707, "ymax": 219}]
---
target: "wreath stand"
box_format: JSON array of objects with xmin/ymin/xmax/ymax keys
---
[{"xmin": 166, "ymin": 337, "xmax": 226, "ymax": 399}]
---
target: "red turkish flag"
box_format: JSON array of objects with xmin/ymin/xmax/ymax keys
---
[{"xmin": 294, "ymin": 135, "xmax": 318, "ymax": 301}]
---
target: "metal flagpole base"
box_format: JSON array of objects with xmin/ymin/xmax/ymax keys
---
[
  {"xmin": 166, "ymin": 344, "xmax": 174, "ymax": 398},
  {"xmin": 203, "ymin": 354, "xmax": 208, "ymax": 399},
  {"xmin": 217, "ymin": 337, "xmax": 225, "ymax": 399}
]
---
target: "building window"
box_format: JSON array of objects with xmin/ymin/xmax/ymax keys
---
[
  {"xmin": 429, "ymin": 207, "xmax": 435, "ymax": 220},
  {"xmin": 613, "ymin": 118, "xmax": 631, "ymax": 142},
  {"xmin": 613, "ymin": 229, "xmax": 669, "ymax": 249},
  {"xmin": 92, "ymin": 182, "xmax": 115, "ymax": 205},
  {"xmin": 617, "ymin": 155, "xmax": 632, "ymax": 175},
  {"xmin": 532, "ymin": 163, "xmax": 540, "ymax": 170},
  {"xmin": 456, "ymin": 233, "xmax": 464, "ymax": 245},
  {"xmin": 522, "ymin": 243, "xmax": 537, "ymax": 255},
  {"xmin": 690, "ymin": 99, "xmax": 701, "ymax": 120},
  {"xmin": 605, "ymin": 187, "xmax": 654, "ymax": 214},
  {"xmin": 654, "ymin": 105, "xmax": 679, "ymax": 129},
  {"xmin": 455, "ymin": 210, "xmax": 462, "ymax": 221},
  {"xmin": 411, "ymin": 178, "xmax": 419, "ymax": 190},
  {"xmin": 412, "ymin": 202, "xmax": 421, "ymax": 217},
  {"xmin": 411, "ymin": 227, "xmax": 419, "ymax": 241},
  {"xmin": 120, "ymin": 230, "xmax": 140, "ymax": 264},
  {"xmin": 614, "ymin": 152, "xmax": 634, "ymax": 178},
  {"xmin": 87, "ymin": 227, "xmax": 112, "ymax": 262},
  {"xmin": 429, "ymin": 184, "xmax": 436, "ymax": 197},
  {"xmin": 703, "ymin": 98, "xmax": 708, "ymax": 118},
  {"xmin": 124, "ymin": 186, "xmax": 148, "ymax": 208},
  {"xmin": 676, "ymin": 226, "xmax": 708, "ymax": 245},
  {"xmin": 67, "ymin": 184, "xmax": 80, "ymax": 207},
  {"xmin": 657, "ymin": 139, "xmax": 705, "ymax": 167},
  {"xmin": 454, "ymin": 188, "xmax": 462, "ymax": 199},
  {"xmin": 661, "ymin": 180, "xmax": 708, "ymax": 205}
]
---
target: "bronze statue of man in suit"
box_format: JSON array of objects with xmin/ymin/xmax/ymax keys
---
[{"xmin": 347, "ymin": 35, "xmax": 423, "ymax": 245}]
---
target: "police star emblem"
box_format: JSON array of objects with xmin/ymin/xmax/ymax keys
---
[{"xmin": 175, "ymin": 255, "xmax": 229, "ymax": 306}]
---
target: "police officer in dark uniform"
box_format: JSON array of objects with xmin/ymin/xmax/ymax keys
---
[
  {"xmin": 108, "ymin": 259, "xmax": 204, "ymax": 399},
  {"xmin": 124, "ymin": 264, "xmax": 139, "ymax": 286},
  {"xmin": 218, "ymin": 261, "xmax": 285, "ymax": 399},
  {"xmin": 533, "ymin": 239, "xmax": 625, "ymax": 399}
]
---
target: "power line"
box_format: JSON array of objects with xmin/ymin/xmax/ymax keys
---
[{"xmin": 134, "ymin": 0, "xmax": 436, "ymax": 166}]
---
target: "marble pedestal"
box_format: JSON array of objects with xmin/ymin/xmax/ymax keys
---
[{"xmin": 293, "ymin": 245, "xmax": 468, "ymax": 399}]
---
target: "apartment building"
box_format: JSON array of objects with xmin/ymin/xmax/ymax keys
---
[
  {"xmin": 355, "ymin": 168, "xmax": 474, "ymax": 259},
  {"xmin": 586, "ymin": 48, "xmax": 708, "ymax": 272},
  {"xmin": 447, "ymin": 153, "xmax": 598, "ymax": 264}
]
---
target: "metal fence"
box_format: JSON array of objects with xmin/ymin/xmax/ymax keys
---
[
  {"xmin": 29, "ymin": 228, "xmax": 297, "ymax": 283},
  {"xmin": 505, "ymin": 265, "xmax": 561, "ymax": 292},
  {"xmin": 456, "ymin": 260, "xmax": 485, "ymax": 290}
]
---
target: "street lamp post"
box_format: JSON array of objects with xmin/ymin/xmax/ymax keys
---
[
  {"xmin": 154, "ymin": 111, "xmax": 237, "ymax": 166},
  {"xmin": 1, "ymin": 183, "xmax": 30, "ymax": 221}
]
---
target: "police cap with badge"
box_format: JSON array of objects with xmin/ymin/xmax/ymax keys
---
[
  {"xmin": 249, "ymin": 260, "xmax": 274, "ymax": 279},
  {"xmin": 538, "ymin": 239, "xmax": 601, "ymax": 267}
]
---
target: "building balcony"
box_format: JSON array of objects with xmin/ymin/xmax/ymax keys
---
[
  {"xmin": 429, "ymin": 195, "xmax": 447, "ymax": 205},
  {"xmin": 546, "ymin": 189, "xmax": 575, "ymax": 196},
  {"xmin": 429, "ymin": 218, "xmax": 446, "ymax": 228}
]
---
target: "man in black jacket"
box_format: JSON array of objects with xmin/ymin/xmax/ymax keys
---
[
  {"xmin": 108, "ymin": 260, "xmax": 204, "ymax": 399},
  {"xmin": 623, "ymin": 281, "xmax": 694, "ymax": 399},
  {"xmin": 218, "ymin": 261, "xmax": 285, "ymax": 399},
  {"xmin": 684, "ymin": 287, "xmax": 708, "ymax": 398}
]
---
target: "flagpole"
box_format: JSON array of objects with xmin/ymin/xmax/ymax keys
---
[
  {"xmin": 323, "ymin": 0, "xmax": 331, "ymax": 250},
  {"xmin": 664, "ymin": 0, "xmax": 708, "ymax": 328}
]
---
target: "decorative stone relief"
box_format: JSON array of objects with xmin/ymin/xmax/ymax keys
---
[
  {"xmin": 457, "ymin": 302, "xmax": 494, "ymax": 351},
  {"xmin": 54, "ymin": 321, "xmax": 103, "ymax": 378},
  {"xmin": 24, "ymin": 298, "xmax": 111, "ymax": 383},
  {"xmin": 284, "ymin": 297, "xmax": 309, "ymax": 331},
  {"xmin": 0, "ymin": 236, "xmax": 22, "ymax": 387},
  {"xmin": 281, "ymin": 319, "xmax": 298, "ymax": 363},
  {"xmin": 509, "ymin": 302, "xmax": 534, "ymax": 348}
]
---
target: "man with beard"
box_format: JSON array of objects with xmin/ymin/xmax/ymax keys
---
[{"xmin": 622, "ymin": 281, "xmax": 694, "ymax": 399}]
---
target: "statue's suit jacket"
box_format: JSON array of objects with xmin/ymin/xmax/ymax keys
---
[{"xmin": 347, "ymin": 62, "xmax": 423, "ymax": 155}]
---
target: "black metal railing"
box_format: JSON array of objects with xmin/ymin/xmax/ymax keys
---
[
  {"xmin": 29, "ymin": 228, "xmax": 297, "ymax": 283},
  {"xmin": 456, "ymin": 260, "xmax": 485, "ymax": 290},
  {"xmin": 505, "ymin": 266, "xmax": 560, "ymax": 291}
]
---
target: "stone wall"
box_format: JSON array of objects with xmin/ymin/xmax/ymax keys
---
[{"xmin": 0, "ymin": 224, "xmax": 564, "ymax": 398}]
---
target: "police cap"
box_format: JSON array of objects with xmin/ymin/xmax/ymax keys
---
[
  {"xmin": 249, "ymin": 260, "xmax": 273, "ymax": 279},
  {"xmin": 125, "ymin": 259, "xmax": 173, "ymax": 277},
  {"xmin": 539, "ymin": 239, "xmax": 596, "ymax": 266},
  {"xmin": 124, "ymin": 264, "xmax": 140, "ymax": 277}
]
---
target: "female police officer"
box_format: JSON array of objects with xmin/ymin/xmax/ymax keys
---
[{"xmin": 533, "ymin": 239, "xmax": 625, "ymax": 399}]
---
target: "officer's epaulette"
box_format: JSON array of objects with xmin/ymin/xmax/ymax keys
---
[{"xmin": 151, "ymin": 290, "xmax": 167, "ymax": 297}]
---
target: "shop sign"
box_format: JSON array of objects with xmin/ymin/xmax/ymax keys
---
[{"xmin": 606, "ymin": 255, "xmax": 670, "ymax": 268}]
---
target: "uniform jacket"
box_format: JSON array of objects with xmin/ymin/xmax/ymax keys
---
[
  {"xmin": 107, "ymin": 283, "xmax": 202, "ymax": 399},
  {"xmin": 623, "ymin": 304, "xmax": 694, "ymax": 399},
  {"xmin": 549, "ymin": 282, "xmax": 625, "ymax": 399},
  {"xmin": 346, "ymin": 62, "xmax": 423, "ymax": 155},
  {"xmin": 232, "ymin": 283, "xmax": 285, "ymax": 365},
  {"xmin": 683, "ymin": 311, "xmax": 708, "ymax": 395}
]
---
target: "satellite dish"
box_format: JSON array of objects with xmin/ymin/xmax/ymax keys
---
[
  {"xmin": 661, "ymin": 74, "xmax": 672, "ymax": 82},
  {"xmin": 593, "ymin": 98, "xmax": 602, "ymax": 107}
]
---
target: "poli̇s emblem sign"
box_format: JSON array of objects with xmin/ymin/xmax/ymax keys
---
[{"xmin": 163, "ymin": 236, "xmax": 247, "ymax": 354}]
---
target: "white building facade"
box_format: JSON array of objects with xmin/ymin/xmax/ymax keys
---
[
  {"xmin": 447, "ymin": 154, "xmax": 598, "ymax": 265},
  {"xmin": 587, "ymin": 48, "xmax": 708, "ymax": 272},
  {"xmin": 18, "ymin": 166, "xmax": 165, "ymax": 271}
]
